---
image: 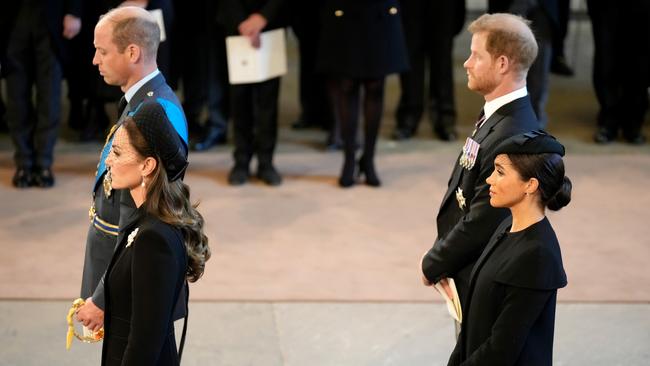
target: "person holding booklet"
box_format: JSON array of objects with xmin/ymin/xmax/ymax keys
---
[
  {"xmin": 217, "ymin": 0, "xmax": 287, "ymax": 186},
  {"xmin": 447, "ymin": 130, "xmax": 569, "ymax": 366}
]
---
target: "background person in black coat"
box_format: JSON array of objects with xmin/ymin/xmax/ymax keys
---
[
  {"xmin": 447, "ymin": 131, "xmax": 570, "ymax": 366},
  {"xmin": 99, "ymin": 103, "xmax": 209, "ymax": 365},
  {"xmin": 393, "ymin": 0, "xmax": 466, "ymax": 142},
  {"xmin": 420, "ymin": 13, "xmax": 540, "ymax": 308},
  {"xmin": 317, "ymin": 0, "xmax": 409, "ymax": 188},
  {"xmin": 217, "ymin": 0, "xmax": 287, "ymax": 186},
  {"xmin": 4, "ymin": 0, "xmax": 82, "ymax": 188}
]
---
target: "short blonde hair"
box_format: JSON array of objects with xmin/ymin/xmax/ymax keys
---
[
  {"xmin": 100, "ymin": 7, "xmax": 160, "ymax": 62},
  {"xmin": 468, "ymin": 13, "xmax": 538, "ymax": 77}
]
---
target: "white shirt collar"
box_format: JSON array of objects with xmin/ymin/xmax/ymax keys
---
[
  {"xmin": 124, "ymin": 69, "xmax": 160, "ymax": 103},
  {"xmin": 482, "ymin": 86, "xmax": 528, "ymax": 121}
]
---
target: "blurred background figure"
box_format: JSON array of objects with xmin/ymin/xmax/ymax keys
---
[
  {"xmin": 289, "ymin": 0, "xmax": 338, "ymax": 149},
  {"xmin": 393, "ymin": 0, "xmax": 466, "ymax": 142},
  {"xmin": 317, "ymin": 0, "xmax": 409, "ymax": 188},
  {"xmin": 175, "ymin": 0, "xmax": 230, "ymax": 151},
  {"xmin": 550, "ymin": 0, "xmax": 574, "ymax": 76},
  {"xmin": 218, "ymin": 0, "xmax": 288, "ymax": 187},
  {"xmin": 488, "ymin": 0, "xmax": 560, "ymax": 129},
  {"xmin": 587, "ymin": 1, "xmax": 649, "ymax": 144},
  {"xmin": 4, "ymin": 0, "xmax": 82, "ymax": 188}
]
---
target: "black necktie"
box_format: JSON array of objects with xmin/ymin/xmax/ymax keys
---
[{"xmin": 117, "ymin": 96, "xmax": 128, "ymax": 118}]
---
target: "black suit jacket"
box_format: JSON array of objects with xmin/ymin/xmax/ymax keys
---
[
  {"xmin": 448, "ymin": 217, "xmax": 567, "ymax": 366},
  {"xmin": 217, "ymin": 0, "xmax": 287, "ymax": 36},
  {"xmin": 421, "ymin": 96, "xmax": 539, "ymax": 304},
  {"xmin": 102, "ymin": 210, "xmax": 187, "ymax": 366}
]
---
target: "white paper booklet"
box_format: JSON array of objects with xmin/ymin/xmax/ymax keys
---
[
  {"xmin": 148, "ymin": 9, "xmax": 166, "ymax": 42},
  {"xmin": 226, "ymin": 28, "xmax": 287, "ymax": 84},
  {"xmin": 434, "ymin": 278, "xmax": 462, "ymax": 323}
]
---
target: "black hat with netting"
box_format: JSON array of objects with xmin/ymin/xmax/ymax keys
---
[
  {"xmin": 131, "ymin": 102, "xmax": 188, "ymax": 181},
  {"xmin": 495, "ymin": 130, "xmax": 565, "ymax": 157}
]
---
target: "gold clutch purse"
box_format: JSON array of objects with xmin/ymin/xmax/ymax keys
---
[{"xmin": 65, "ymin": 298, "xmax": 104, "ymax": 350}]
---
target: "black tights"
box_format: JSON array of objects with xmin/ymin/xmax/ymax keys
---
[{"xmin": 331, "ymin": 77, "xmax": 385, "ymax": 186}]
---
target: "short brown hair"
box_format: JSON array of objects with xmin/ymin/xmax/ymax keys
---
[{"xmin": 468, "ymin": 13, "xmax": 538, "ymax": 77}]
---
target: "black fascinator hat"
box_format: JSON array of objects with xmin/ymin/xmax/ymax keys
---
[{"xmin": 495, "ymin": 130, "xmax": 565, "ymax": 156}]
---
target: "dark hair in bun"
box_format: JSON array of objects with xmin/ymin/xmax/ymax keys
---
[{"xmin": 508, "ymin": 153, "xmax": 572, "ymax": 211}]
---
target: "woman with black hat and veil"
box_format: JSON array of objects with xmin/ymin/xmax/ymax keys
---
[
  {"xmin": 448, "ymin": 131, "xmax": 571, "ymax": 366},
  {"xmin": 101, "ymin": 102, "xmax": 210, "ymax": 365}
]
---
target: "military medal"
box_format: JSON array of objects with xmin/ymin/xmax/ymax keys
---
[
  {"xmin": 456, "ymin": 187, "xmax": 466, "ymax": 210},
  {"xmin": 460, "ymin": 137, "xmax": 480, "ymax": 170},
  {"xmin": 103, "ymin": 168, "xmax": 112, "ymax": 198}
]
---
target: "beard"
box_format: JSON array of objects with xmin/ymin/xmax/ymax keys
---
[{"xmin": 467, "ymin": 72, "xmax": 499, "ymax": 96}]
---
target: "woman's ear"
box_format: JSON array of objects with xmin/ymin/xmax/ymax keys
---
[
  {"xmin": 141, "ymin": 156, "xmax": 157, "ymax": 177},
  {"xmin": 526, "ymin": 177, "xmax": 540, "ymax": 195}
]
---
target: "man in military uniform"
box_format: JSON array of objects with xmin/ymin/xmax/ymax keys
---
[
  {"xmin": 76, "ymin": 6, "xmax": 188, "ymax": 331},
  {"xmin": 420, "ymin": 14, "xmax": 539, "ymax": 308}
]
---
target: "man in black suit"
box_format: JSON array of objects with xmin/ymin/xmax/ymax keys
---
[
  {"xmin": 393, "ymin": 0, "xmax": 466, "ymax": 141},
  {"xmin": 76, "ymin": 6, "xmax": 188, "ymax": 332},
  {"xmin": 420, "ymin": 13, "xmax": 539, "ymax": 308},
  {"xmin": 587, "ymin": 1, "xmax": 649, "ymax": 144},
  {"xmin": 4, "ymin": 0, "xmax": 82, "ymax": 188},
  {"xmin": 218, "ymin": 0, "xmax": 287, "ymax": 186}
]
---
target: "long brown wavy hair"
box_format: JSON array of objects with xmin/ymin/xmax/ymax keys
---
[{"xmin": 123, "ymin": 119, "xmax": 210, "ymax": 282}]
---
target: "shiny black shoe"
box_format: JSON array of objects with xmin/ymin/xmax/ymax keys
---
[
  {"xmin": 435, "ymin": 126, "xmax": 458, "ymax": 142},
  {"xmin": 227, "ymin": 165, "xmax": 250, "ymax": 186},
  {"xmin": 594, "ymin": 128, "xmax": 616, "ymax": 144},
  {"xmin": 550, "ymin": 56, "xmax": 574, "ymax": 77},
  {"xmin": 623, "ymin": 132, "xmax": 646, "ymax": 145},
  {"xmin": 391, "ymin": 128, "xmax": 414, "ymax": 141},
  {"xmin": 33, "ymin": 167, "xmax": 55, "ymax": 188},
  {"xmin": 291, "ymin": 118, "xmax": 318, "ymax": 130},
  {"xmin": 257, "ymin": 164, "xmax": 282, "ymax": 186},
  {"xmin": 358, "ymin": 155, "xmax": 381, "ymax": 187},
  {"xmin": 192, "ymin": 128, "xmax": 227, "ymax": 152},
  {"xmin": 338, "ymin": 157, "xmax": 356, "ymax": 188},
  {"xmin": 12, "ymin": 168, "xmax": 33, "ymax": 188}
]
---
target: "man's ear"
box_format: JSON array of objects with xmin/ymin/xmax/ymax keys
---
[
  {"xmin": 126, "ymin": 44, "xmax": 141, "ymax": 63},
  {"xmin": 497, "ymin": 55, "xmax": 510, "ymax": 75}
]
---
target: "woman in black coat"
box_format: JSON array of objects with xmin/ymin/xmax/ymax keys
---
[
  {"xmin": 317, "ymin": 0, "xmax": 408, "ymax": 187},
  {"xmin": 101, "ymin": 102, "xmax": 210, "ymax": 365},
  {"xmin": 448, "ymin": 131, "xmax": 570, "ymax": 366}
]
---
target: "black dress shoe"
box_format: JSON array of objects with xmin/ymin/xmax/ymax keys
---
[
  {"xmin": 551, "ymin": 56, "xmax": 574, "ymax": 77},
  {"xmin": 12, "ymin": 168, "xmax": 33, "ymax": 188},
  {"xmin": 192, "ymin": 128, "xmax": 227, "ymax": 151},
  {"xmin": 257, "ymin": 164, "xmax": 282, "ymax": 186},
  {"xmin": 435, "ymin": 126, "xmax": 458, "ymax": 142},
  {"xmin": 291, "ymin": 118, "xmax": 318, "ymax": 130},
  {"xmin": 358, "ymin": 155, "xmax": 381, "ymax": 187},
  {"xmin": 33, "ymin": 168, "xmax": 55, "ymax": 188},
  {"xmin": 228, "ymin": 165, "xmax": 250, "ymax": 186},
  {"xmin": 594, "ymin": 128, "xmax": 616, "ymax": 144},
  {"xmin": 391, "ymin": 128, "xmax": 414, "ymax": 141},
  {"xmin": 623, "ymin": 132, "xmax": 646, "ymax": 145}
]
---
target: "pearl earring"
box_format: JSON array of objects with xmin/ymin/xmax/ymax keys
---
[{"xmin": 141, "ymin": 177, "xmax": 145, "ymax": 187}]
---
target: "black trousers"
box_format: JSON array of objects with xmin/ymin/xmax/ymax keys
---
[
  {"xmin": 396, "ymin": 0, "xmax": 458, "ymax": 132},
  {"xmin": 291, "ymin": 8, "xmax": 332, "ymax": 128},
  {"xmin": 587, "ymin": 0, "xmax": 650, "ymax": 136},
  {"xmin": 177, "ymin": 0, "xmax": 229, "ymax": 134},
  {"xmin": 5, "ymin": 4, "xmax": 62, "ymax": 170},
  {"xmin": 231, "ymin": 78, "xmax": 280, "ymax": 166}
]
